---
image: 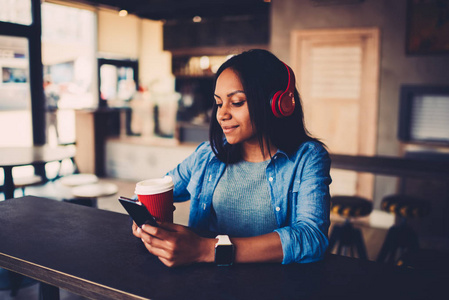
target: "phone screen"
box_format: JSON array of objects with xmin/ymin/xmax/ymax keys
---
[{"xmin": 118, "ymin": 196, "xmax": 159, "ymax": 227}]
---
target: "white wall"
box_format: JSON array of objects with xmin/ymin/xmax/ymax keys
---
[
  {"xmin": 105, "ymin": 140, "xmax": 198, "ymax": 181},
  {"xmin": 97, "ymin": 10, "xmax": 140, "ymax": 58},
  {"xmin": 97, "ymin": 10, "xmax": 172, "ymax": 90},
  {"xmin": 139, "ymin": 19, "xmax": 173, "ymax": 89}
]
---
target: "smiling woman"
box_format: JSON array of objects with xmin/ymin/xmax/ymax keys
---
[{"xmin": 131, "ymin": 49, "xmax": 332, "ymax": 267}]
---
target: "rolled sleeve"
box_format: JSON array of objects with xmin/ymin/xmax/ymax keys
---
[{"xmin": 275, "ymin": 221, "xmax": 329, "ymax": 264}]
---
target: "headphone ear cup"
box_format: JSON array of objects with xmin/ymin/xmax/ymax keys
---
[
  {"xmin": 270, "ymin": 90, "xmax": 283, "ymax": 118},
  {"xmin": 277, "ymin": 91, "xmax": 295, "ymax": 117}
]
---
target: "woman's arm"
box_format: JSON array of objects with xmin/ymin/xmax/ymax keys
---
[
  {"xmin": 230, "ymin": 232, "xmax": 283, "ymax": 263},
  {"xmin": 275, "ymin": 144, "xmax": 332, "ymax": 264},
  {"xmin": 133, "ymin": 222, "xmax": 283, "ymax": 267}
]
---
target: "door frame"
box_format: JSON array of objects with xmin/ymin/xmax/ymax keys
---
[{"xmin": 290, "ymin": 28, "xmax": 380, "ymax": 198}]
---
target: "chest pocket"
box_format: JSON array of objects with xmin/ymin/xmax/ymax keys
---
[{"xmin": 187, "ymin": 179, "xmax": 200, "ymax": 202}]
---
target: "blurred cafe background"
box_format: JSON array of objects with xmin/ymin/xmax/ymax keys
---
[{"xmin": 1, "ymin": 0, "xmax": 449, "ymax": 290}]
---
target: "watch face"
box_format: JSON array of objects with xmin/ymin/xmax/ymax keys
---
[{"xmin": 215, "ymin": 244, "xmax": 234, "ymax": 266}]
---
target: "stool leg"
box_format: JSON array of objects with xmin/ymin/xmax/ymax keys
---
[
  {"xmin": 394, "ymin": 224, "xmax": 419, "ymax": 264},
  {"xmin": 39, "ymin": 282, "xmax": 60, "ymax": 300},
  {"xmin": 399, "ymin": 224, "xmax": 419, "ymax": 251},
  {"xmin": 340, "ymin": 222, "xmax": 353, "ymax": 257},
  {"xmin": 328, "ymin": 221, "xmax": 368, "ymax": 259},
  {"xmin": 377, "ymin": 225, "xmax": 411, "ymax": 264},
  {"xmin": 8, "ymin": 271, "xmax": 24, "ymax": 297},
  {"xmin": 352, "ymin": 228, "xmax": 368, "ymax": 259},
  {"xmin": 377, "ymin": 226, "xmax": 396, "ymax": 263},
  {"xmin": 328, "ymin": 225, "xmax": 341, "ymax": 254},
  {"xmin": 337, "ymin": 241, "xmax": 344, "ymax": 256}
]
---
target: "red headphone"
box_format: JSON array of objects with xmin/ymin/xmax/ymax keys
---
[{"xmin": 270, "ymin": 62, "xmax": 296, "ymax": 118}]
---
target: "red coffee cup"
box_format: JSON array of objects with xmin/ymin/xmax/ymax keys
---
[{"xmin": 135, "ymin": 176, "xmax": 174, "ymax": 223}]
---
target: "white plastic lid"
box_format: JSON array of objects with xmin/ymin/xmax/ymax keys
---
[{"xmin": 134, "ymin": 176, "xmax": 174, "ymax": 195}]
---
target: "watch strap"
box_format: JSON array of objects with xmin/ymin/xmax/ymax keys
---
[{"xmin": 215, "ymin": 235, "xmax": 232, "ymax": 246}]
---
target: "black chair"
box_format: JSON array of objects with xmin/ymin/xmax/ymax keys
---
[
  {"xmin": 328, "ymin": 195, "xmax": 373, "ymax": 259},
  {"xmin": 376, "ymin": 194, "xmax": 430, "ymax": 265},
  {"xmin": 1, "ymin": 167, "xmax": 43, "ymax": 200}
]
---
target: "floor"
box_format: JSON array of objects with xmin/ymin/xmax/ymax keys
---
[{"xmin": 0, "ymin": 177, "xmax": 390, "ymax": 300}]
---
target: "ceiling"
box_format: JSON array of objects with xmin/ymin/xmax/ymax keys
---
[{"xmin": 77, "ymin": 0, "xmax": 271, "ymax": 21}]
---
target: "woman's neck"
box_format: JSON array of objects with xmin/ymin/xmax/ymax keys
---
[{"xmin": 242, "ymin": 140, "xmax": 277, "ymax": 162}]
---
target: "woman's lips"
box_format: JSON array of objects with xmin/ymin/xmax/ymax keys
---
[{"xmin": 222, "ymin": 125, "xmax": 238, "ymax": 134}]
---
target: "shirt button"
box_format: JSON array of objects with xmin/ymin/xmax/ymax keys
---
[
  {"xmin": 269, "ymin": 177, "xmax": 273, "ymax": 182},
  {"xmin": 276, "ymin": 207, "xmax": 281, "ymax": 212}
]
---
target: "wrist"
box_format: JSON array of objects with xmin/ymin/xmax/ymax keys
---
[{"xmin": 198, "ymin": 237, "xmax": 217, "ymax": 263}]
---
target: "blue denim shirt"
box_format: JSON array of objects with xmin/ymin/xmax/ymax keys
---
[{"xmin": 167, "ymin": 141, "xmax": 331, "ymax": 264}]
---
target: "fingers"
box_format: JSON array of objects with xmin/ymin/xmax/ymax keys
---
[
  {"xmin": 158, "ymin": 222, "xmax": 182, "ymax": 232},
  {"xmin": 141, "ymin": 237, "xmax": 185, "ymax": 268},
  {"xmin": 140, "ymin": 223, "xmax": 182, "ymax": 240},
  {"xmin": 141, "ymin": 235, "xmax": 174, "ymax": 261},
  {"xmin": 132, "ymin": 221, "xmax": 141, "ymax": 238},
  {"xmin": 140, "ymin": 231, "xmax": 168, "ymax": 249},
  {"xmin": 139, "ymin": 223, "xmax": 203, "ymax": 267}
]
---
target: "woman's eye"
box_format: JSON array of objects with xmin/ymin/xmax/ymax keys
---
[
  {"xmin": 232, "ymin": 101, "xmax": 245, "ymax": 107},
  {"xmin": 216, "ymin": 103, "xmax": 223, "ymax": 108}
]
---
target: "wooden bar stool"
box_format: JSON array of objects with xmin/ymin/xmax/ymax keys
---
[
  {"xmin": 59, "ymin": 173, "xmax": 98, "ymax": 187},
  {"xmin": 376, "ymin": 194, "xmax": 430, "ymax": 265},
  {"xmin": 328, "ymin": 195, "xmax": 373, "ymax": 259}
]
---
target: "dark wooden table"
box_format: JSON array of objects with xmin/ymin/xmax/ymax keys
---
[
  {"xmin": 0, "ymin": 196, "xmax": 444, "ymax": 300},
  {"xmin": 0, "ymin": 145, "xmax": 76, "ymax": 200}
]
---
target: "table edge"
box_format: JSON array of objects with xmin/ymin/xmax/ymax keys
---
[{"xmin": 0, "ymin": 252, "xmax": 147, "ymax": 300}]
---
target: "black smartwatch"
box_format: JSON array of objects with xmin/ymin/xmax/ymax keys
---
[{"xmin": 214, "ymin": 235, "xmax": 234, "ymax": 266}]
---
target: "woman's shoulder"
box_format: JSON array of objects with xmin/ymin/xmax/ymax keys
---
[
  {"xmin": 290, "ymin": 140, "xmax": 330, "ymax": 162},
  {"xmin": 298, "ymin": 140, "xmax": 328, "ymax": 154},
  {"xmin": 191, "ymin": 141, "xmax": 217, "ymax": 161},
  {"xmin": 194, "ymin": 141, "xmax": 213, "ymax": 154}
]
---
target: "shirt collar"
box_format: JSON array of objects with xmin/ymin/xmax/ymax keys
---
[{"xmin": 274, "ymin": 148, "xmax": 295, "ymax": 162}]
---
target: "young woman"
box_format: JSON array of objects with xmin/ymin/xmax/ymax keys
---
[{"xmin": 133, "ymin": 49, "xmax": 331, "ymax": 267}]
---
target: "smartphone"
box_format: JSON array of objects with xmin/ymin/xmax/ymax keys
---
[{"xmin": 118, "ymin": 196, "xmax": 159, "ymax": 227}]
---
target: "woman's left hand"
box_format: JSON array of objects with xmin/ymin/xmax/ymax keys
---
[{"xmin": 138, "ymin": 223, "xmax": 215, "ymax": 267}]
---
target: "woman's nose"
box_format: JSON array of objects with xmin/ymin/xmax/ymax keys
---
[{"xmin": 217, "ymin": 104, "xmax": 230, "ymax": 121}]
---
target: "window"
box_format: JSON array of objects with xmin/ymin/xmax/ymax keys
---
[
  {"xmin": 41, "ymin": 2, "xmax": 96, "ymax": 145},
  {"xmin": 398, "ymin": 85, "xmax": 449, "ymax": 145},
  {"xmin": 0, "ymin": 0, "xmax": 32, "ymax": 25},
  {"xmin": 0, "ymin": 35, "xmax": 32, "ymax": 146}
]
